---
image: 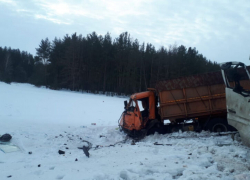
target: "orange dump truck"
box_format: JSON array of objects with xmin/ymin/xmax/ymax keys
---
[{"xmin": 119, "ymin": 70, "xmax": 250, "ymax": 138}]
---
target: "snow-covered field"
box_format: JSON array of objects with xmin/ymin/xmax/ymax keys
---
[{"xmin": 1, "ymin": 82, "xmax": 250, "ymax": 180}]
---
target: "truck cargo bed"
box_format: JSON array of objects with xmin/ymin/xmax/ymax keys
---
[{"xmin": 156, "ymin": 71, "xmax": 250, "ymax": 122}]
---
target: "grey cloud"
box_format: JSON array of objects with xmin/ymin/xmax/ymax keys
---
[{"xmin": 0, "ymin": 0, "xmax": 249, "ymax": 63}]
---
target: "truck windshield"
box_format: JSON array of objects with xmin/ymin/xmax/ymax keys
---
[{"xmin": 221, "ymin": 62, "xmax": 250, "ymax": 96}]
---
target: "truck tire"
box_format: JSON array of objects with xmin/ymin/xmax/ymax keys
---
[
  {"xmin": 129, "ymin": 129, "xmax": 147, "ymax": 140},
  {"xmin": 207, "ymin": 118, "xmax": 228, "ymax": 132},
  {"xmin": 147, "ymin": 122, "xmax": 164, "ymax": 135}
]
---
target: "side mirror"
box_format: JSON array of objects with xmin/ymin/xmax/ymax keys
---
[{"xmin": 124, "ymin": 100, "xmax": 128, "ymax": 109}]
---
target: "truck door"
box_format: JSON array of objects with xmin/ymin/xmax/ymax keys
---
[
  {"xmin": 220, "ymin": 62, "xmax": 250, "ymax": 147},
  {"xmin": 226, "ymin": 87, "xmax": 250, "ymax": 146}
]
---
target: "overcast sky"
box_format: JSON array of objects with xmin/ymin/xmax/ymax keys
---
[{"xmin": 0, "ymin": 0, "xmax": 250, "ymax": 64}]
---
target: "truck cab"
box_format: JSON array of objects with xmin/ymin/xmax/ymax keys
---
[
  {"xmin": 119, "ymin": 90, "xmax": 160, "ymax": 137},
  {"xmin": 220, "ymin": 62, "xmax": 250, "ymax": 147}
]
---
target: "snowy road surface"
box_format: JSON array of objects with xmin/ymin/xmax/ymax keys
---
[{"xmin": 1, "ymin": 82, "xmax": 250, "ymax": 180}]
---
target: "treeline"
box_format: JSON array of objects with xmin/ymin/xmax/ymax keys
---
[
  {"xmin": 0, "ymin": 32, "xmax": 219, "ymax": 95},
  {"xmin": 0, "ymin": 47, "xmax": 34, "ymax": 83}
]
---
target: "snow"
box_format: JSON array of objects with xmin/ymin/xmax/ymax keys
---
[
  {"xmin": 1, "ymin": 82, "xmax": 250, "ymax": 180},
  {"xmin": 0, "ymin": 83, "xmax": 127, "ymax": 126}
]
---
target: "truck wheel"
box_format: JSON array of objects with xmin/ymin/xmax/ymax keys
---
[
  {"xmin": 129, "ymin": 129, "xmax": 147, "ymax": 140},
  {"xmin": 147, "ymin": 127, "xmax": 157, "ymax": 135},
  {"xmin": 147, "ymin": 122, "xmax": 164, "ymax": 135},
  {"xmin": 208, "ymin": 118, "xmax": 228, "ymax": 132},
  {"xmin": 170, "ymin": 126, "xmax": 179, "ymax": 133}
]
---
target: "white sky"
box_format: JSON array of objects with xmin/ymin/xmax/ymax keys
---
[{"xmin": 0, "ymin": 0, "xmax": 250, "ymax": 64}]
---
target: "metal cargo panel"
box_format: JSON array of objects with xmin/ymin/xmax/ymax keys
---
[{"xmin": 158, "ymin": 84, "xmax": 226, "ymax": 121}]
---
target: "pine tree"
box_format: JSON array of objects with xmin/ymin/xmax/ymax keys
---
[{"xmin": 36, "ymin": 38, "xmax": 51, "ymax": 87}]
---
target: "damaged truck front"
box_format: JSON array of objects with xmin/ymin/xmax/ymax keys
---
[{"xmin": 119, "ymin": 90, "xmax": 160, "ymax": 138}]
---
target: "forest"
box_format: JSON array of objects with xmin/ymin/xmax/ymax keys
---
[{"xmin": 0, "ymin": 32, "xmax": 219, "ymax": 95}]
